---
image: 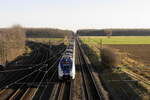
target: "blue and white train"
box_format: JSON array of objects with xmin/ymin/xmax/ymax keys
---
[{"xmin": 58, "ymin": 40, "xmax": 75, "ymax": 80}]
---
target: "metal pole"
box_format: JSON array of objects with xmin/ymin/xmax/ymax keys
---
[
  {"xmin": 100, "ymin": 39, "xmax": 102, "ymax": 49},
  {"xmin": 49, "ymin": 40, "xmax": 51, "ymax": 58},
  {"xmin": 2, "ymin": 41, "xmax": 4, "ymax": 64},
  {"xmin": 0, "ymin": 41, "xmax": 2, "ymax": 64},
  {"xmin": 5, "ymin": 43, "xmax": 7, "ymax": 64}
]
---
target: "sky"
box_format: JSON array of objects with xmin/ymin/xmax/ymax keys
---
[{"xmin": 0, "ymin": 0, "xmax": 150, "ymax": 31}]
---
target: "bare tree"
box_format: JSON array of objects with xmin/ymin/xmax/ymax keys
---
[{"xmin": 0, "ymin": 25, "xmax": 26, "ymax": 63}]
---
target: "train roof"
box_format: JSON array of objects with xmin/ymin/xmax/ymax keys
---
[
  {"xmin": 66, "ymin": 49, "xmax": 73, "ymax": 52},
  {"xmin": 62, "ymin": 54, "xmax": 73, "ymax": 58}
]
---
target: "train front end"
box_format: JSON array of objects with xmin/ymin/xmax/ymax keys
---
[{"xmin": 58, "ymin": 56, "xmax": 75, "ymax": 80}]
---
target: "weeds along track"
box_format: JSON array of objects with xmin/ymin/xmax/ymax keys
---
[
  {"xmin": 76, "ymin": 38, "xmax": 104, "ymax": 100},
  {"xmin": 0, "ymin": 44, "xmax": 66, "ymax": 100}
]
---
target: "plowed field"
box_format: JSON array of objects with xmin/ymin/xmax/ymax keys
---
[{"xmin": 107, "ymin": 44, "xmax": 150, "ymax": 65}]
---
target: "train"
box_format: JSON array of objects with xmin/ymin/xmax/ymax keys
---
[{"xmin": 58, "ymin": 40, "xmax": 75, "ymax": 80}]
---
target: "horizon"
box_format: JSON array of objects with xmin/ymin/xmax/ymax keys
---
[{"xmin": 0, "ymin": 0, "xmax": 150, "ymax": 31}]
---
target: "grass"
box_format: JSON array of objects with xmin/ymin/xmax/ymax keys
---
[
  {"xmin": 28, "ymin": 38, "xmax": 64, "ymax": 41},
  {"xmin": 80, "ymin": 36, "xmax": 150, "ymax": 44},
  {"xmin": 27, "ymin": 38, "xmax": 64, "ymax": 44}
]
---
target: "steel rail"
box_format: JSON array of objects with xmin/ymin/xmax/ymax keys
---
[{"xmin": 76, "ymin": 38, "xmax": 104, "ymax": 100}]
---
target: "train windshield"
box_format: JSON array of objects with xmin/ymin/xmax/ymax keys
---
[{"xmin": 60, "ymin": 57, "xmax": 72, "ymax": 70}]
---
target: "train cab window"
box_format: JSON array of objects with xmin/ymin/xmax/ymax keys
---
[{"xmin": 61, "ymin": 58, "xmax": 72, "ymax": 70}]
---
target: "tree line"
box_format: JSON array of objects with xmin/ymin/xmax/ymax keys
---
[
  {"xmin": 77, "ymin": 29, "xmax": 150, "ymax": 36},
  {"xmin": 0, "ymin": 27, "xmax": 74, "ymax": 64},
  {"xmin": 26, "ymin": 28, "xmax": 74, "ymax": 38}
]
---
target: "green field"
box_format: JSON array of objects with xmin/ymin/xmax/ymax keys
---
[{"xmin": 80, "ymin": 36, "xmax": 150, "ymax": 44}]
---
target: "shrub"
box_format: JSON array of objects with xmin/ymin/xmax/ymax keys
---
[{"xmin": 101, "ymin": 47, "xmax": 120, "ymax": 68}]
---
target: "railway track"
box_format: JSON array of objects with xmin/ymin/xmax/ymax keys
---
[
  {"xmin": 0, "ymin": 45, "xmax": 46, "ymax": 88},
  {"xmin": 49, "ymin": 81, "xmax": 73, "ymax": 100},
  {"xmin": 0, "ymin": 47, "xmax": 48, "ymax": 100},
  {"xmin": 31, "ymin": 58, "xmax": 61, "ymax": 100},
  {"xmin": 123, "ymin": 70, "xmax": 150, "ymax": 86},
  {"xmin": 12, "ymin": 56, "xmax": 62, "ymax": 99},
  {"xmin": 76, "ymin": 38, "xmax": 104, "ymax": 100},
  {"xmin": 0, "ymin": 43, "xmax": 66, "ymax": 100},
  {"xmin": 17, "ymin": 50, "xmax": 65, "ymax": 100},
  {"xmin": 0, "ymin": 38, "xmax": 106, "ymax": 100}
]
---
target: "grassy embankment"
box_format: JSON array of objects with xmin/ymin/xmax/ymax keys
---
[{"xmin": 80, "ymin": 36, "xmax": 150, "ymax": 100}]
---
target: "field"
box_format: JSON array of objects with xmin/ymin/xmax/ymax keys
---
[
  {"xmin": 107, "ymin": 45, "xmax": 150, "ymax": 80},
  {"xmin": 80, "ymin": 36, "xmax": 150, "ymax": 99},
  {"xmin": 80, "ymin": 36, "xmax": 150, "ymax": 66},
  {"xmin": 81, "ymin": 36, "xmax": 150, "ymax": 44},
  {"xmin": 107, "ymin": 44, "xmax": 150, "ymax": 65},
  {"xmin": 27, "ymin": 38, "xmax": 64, "ymax": 45}
]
